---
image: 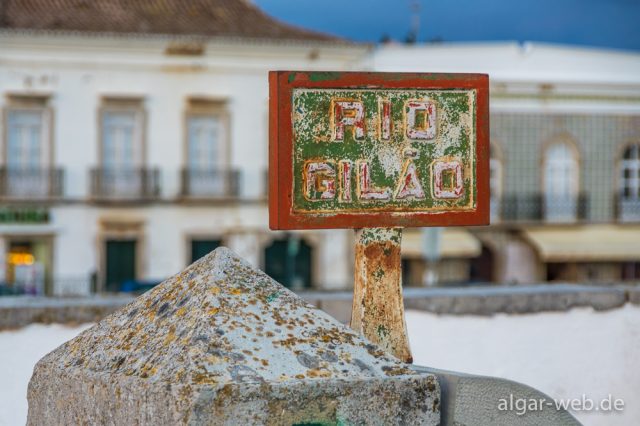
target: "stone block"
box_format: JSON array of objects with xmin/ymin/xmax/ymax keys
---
[{"xmin": 28, "ymin": 248, "xmax": 439, "ymax": 425}]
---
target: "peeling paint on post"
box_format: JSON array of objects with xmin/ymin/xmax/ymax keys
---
[
  {"xmin": 352, "ymin": 228, "xmax": 412, "ymax": 362},
  {"xmin": 269, "ymin": 71, "xmax": 490, "ymax": 361}
]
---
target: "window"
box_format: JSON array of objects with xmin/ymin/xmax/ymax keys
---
[
  {"xmin": 187, "ymin": 115, "xmax": 222, "ymax": 170},
  {"xmin": 543, "ymin": 142, "xmax": 579, "ymax": 222},
  {"xmin": 4, "ymin": 97, "xmax": 55, "ymax": 198},
  {"xmin": 95, "ymin": 98, "xmax": 153, "ymax": 199},
  {"xmin": 102, "ymin": 110, "xmax": 141, "ymax": 169},
  {"xmin": 620, "ymin": 144, "xmax": 640, "ymax": 221},
  {"xmin": 7, "ymin": 109, "xmax": 45, "ymax": 168},
  {"xmin": 489, "ymin": 143, "xmax": 503, "ymax": 222},
  {"xmin": 183, "ymin": 98, "xmax": 234, "ymax": 197}
]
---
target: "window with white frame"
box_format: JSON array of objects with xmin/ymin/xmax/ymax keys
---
[
  {"xmin": 98, "ymin": 99, "xmax": 145, "ymax": 197},
  {"xmin": 543, "ymin": 142, "xmax": 579, "ymax": 222},
  {"xmin": 5, "ymin": 99, "xmax": 51, "ymax": 197},
  {"xmin": 7, "ymin": 109, "xmax": 46, "ymax": 168},
  {"xmin": 184, "ymin": 99, "xmax": 229, "ymax": 197},
  {"xmin": 101, "ymin": 109, "xmax": 142, "ymax": 169},
  {"xmin": 187, "ymin": 114, "xmax": 222, "ymax": 171},
  {"xmin": 619, "ymin": 144, "xmax": 640, "ymax": 221}
]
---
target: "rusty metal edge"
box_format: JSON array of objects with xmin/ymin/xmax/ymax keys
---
[{"xmin": 268, "ymin": 71, "xmax": 280, "ymax": 230}]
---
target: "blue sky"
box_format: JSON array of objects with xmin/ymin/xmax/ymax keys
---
[{"xmin": 254, "ymin": 0, "xmax": 640, "ymax": 51}]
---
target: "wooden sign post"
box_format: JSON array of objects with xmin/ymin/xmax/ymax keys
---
[{"xmin": 269, "ymin": 72, "xmax": 489, "ymax": 362}]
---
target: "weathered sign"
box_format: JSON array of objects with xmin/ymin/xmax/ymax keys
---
[{"xmin": 269, "ymin": 71, "xmax": 489, "ymax": 230}]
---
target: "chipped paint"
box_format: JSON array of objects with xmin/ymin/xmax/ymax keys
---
[
  {"xmin": 405, "ymin": 100, "xmax": 437, "ymax": 140},
  {"xmin": 433, "ymin": 159, "xmax": 464, "ymax": 199},
  {"xmin": 351, "ymin": 228, "xmax": 412, "ymax": 363},
  {"xmin": 291, "ymin": 88, "xmax": 476, "ymax": 214},
  {"xmin": 269, "ymin": 71, "xmax": 490, "ymax": 230}
]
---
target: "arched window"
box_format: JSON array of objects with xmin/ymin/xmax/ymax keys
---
[
  {"xmin": 619, "ymin": 144, "xmax": 640, "ymax": 221},
  {"xmin": 489, "ymin": 143, "xmax": 503, "ymax": 222},
  {"xmin": 543, "ymin": 141, "xmax": 579, "ymax": 222}
]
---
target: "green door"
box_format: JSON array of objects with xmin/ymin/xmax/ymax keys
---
[
  {"xmin": 191, "ymin": 239, "xmax": 221, "ymax": 263},
  {"xmin": 264, "ymin": 237, "xmax": 312, "ymax": 289},
  {"xmin": 105, "ymin": 240, "xmax": 136, "ymax": 292}
]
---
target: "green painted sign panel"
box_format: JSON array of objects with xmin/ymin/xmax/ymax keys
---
[
  {"xmin": 292, "ymin": 89, "xmax": 476, "ymax": 213},
  {"xmin": 269, "ymin": 71, "xmax": 490, "ymax": 230}
]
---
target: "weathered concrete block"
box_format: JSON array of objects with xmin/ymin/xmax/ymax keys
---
[{"xmin": 28, "ymin": 247, "xmax": 439, "ymax": 425}]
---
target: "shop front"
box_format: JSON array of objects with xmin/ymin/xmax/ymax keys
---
[
  {"xmin": 0, "ymin": 207, "xmax": 54, "ymax": 295},
  {"xmin": 2, "ymin": 236, "xmax": 53, "ymax": 295}
]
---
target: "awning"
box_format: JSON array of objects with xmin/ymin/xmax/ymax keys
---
[
  {"xmin": 402, "ymin": 228, "xmax": 481, "ymax": 259},
  {"xmin": 523, "ymin": 225, "xmax": 640, "ymax": 262}
]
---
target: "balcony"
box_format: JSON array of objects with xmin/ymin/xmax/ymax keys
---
[
  {"xmin": 180, "ymin": 168, "xmax": 241, "ymax": 199},
  {"xmin": 90, "ymin": 168, "xmax": 160, "ymax": 202},
  {"xmin": 615, "ymin": 193, "xmax": 640, "ymax": 223},
  {"xmin": 497, "ymin": 193, "xmax": 588, "ymax": 223},
  {"xmin": 0, "ymin": 168, "xmax": 64, "ymax": 201}
]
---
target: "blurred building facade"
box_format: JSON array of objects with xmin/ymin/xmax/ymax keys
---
[
  {"xmin": 0, "ymin": 0, "xmax": 367, "ymax": 295},
  {"xmin": 374, "ymin": 43, "xmax": 640, "ymax": 285},
  {"xmin": 0, "ymin": 1, "xmax": 639, "ymax": 295}
]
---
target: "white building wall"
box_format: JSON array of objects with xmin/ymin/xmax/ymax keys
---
[
  {"xmin": 0, "ymin": 33, "xmax": 368, "ymax": 294},
  {"xmin": 4, "ymin": 34, "xmax": 640, "ymax": 294},
  {"xmin": 51, "ymin": 206, "xmax": 98, "ymax": 295},
  {"xmin": 317, "ymin": 230, "xmax": 353, "ymax": 289}
]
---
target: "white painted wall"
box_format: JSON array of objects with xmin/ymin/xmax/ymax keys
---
[{"xmin": 0, "ymin": 32, "xmax": 368, "ymax": 294}]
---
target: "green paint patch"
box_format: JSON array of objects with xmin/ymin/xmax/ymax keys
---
[
  {"xmin": 358, "ymin": 228, "xmax": 401, "ymax": 245},
  {"xmin": 308, "ymin": 72, "xmax": 342, "ymax": 82},
  {"xmin": 377, "ymin": 324, "xmax": 389, "ymax": 339},
  {"xmin": 373, "ymin": 268, "xmax": 385, "ymax": 280},
  {"xmin": 266, "ymin": 291, "xmax": 281, "ymax": 303}
]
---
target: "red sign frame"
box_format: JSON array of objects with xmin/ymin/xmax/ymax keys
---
[{"xmin": 269, "ymin": 71, "xmax": 490, "ymax": 230}]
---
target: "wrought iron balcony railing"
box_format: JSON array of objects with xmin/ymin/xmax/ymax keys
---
[
  {"xmin": 0, "ymin": 167, "xmax": 64, "ymax": 200},
  {"xmin": 180, "ymin": 168, "xmax": 241, "ymax": 199},
  {"xmin": 496, "ymin": 193, "xmax": 588, "ymax": 223},
  {"xmin": 91, "ymin": 167, "xmax": 160, "ymax": 201}
]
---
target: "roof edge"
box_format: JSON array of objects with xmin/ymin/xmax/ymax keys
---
[
  {"xmin": 378, "ymin": 40, "xmax": 640, "ymax": 56},
  {"xmin": 0, "ymin": 28, "xmax": 371, "ymax": 50}
]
